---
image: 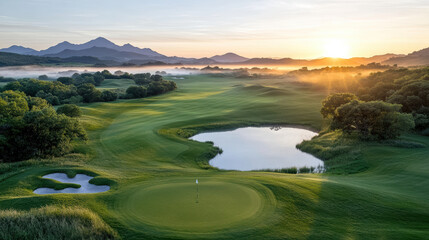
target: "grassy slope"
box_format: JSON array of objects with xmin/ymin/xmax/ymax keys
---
[
  {"xmin": 0, "ymin": 206, "xmax": 118, "ymax": 240},
  {"xmin": 0, "ymin": 75, "xmax": 428, "ymax": 239}
]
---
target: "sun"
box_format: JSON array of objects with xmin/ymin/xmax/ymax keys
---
[{"xmin": 323, "ymin": 39, "xmax": 350, "ymax": 58}]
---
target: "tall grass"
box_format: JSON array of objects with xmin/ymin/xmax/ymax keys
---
[{"xmin": 0, "ymin": 206, "xmax": 118, "ymax": 240}]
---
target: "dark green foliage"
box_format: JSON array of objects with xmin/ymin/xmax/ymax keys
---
[
  {"xmin": 132, "ymin": 73, "xmax": 177, "ymax": 96},
  {"xmin": 57, "ymin": 104, "xmax": 82, "ymax": 117},
  {"xmin": 1, "ymin": 71, "xmax": 176, "ymax": 107},
  {"xmin": 126, "ymin": 86, "xmax": 147, "ymax": 98},
  {"xmin": 57, "ymin": 77, "xmax": 75, "ymax": 85},
  {"xmin": 356, "ymin": 67, "xmax": 429, "ymax": 132},
  {"xmin": 77, "ymin": 83, "xmax": 102, "ymax": 103},
  {"xmin": 133, "ymin": 73, "xmax": 151, "ymax": 85},
  {"xmin": 38, "ymin": 75, "xmax": 48, "ymax": 80},
  {"xmin": 0, "ymin": 91, "xmax": 87, "ymax": 162},
  {"xmin": 35, "ymin": 90, "xmax": 60, "ymax": 105},
  {"xmin": 321, "ymin": 93, "xmax": 357, "ymax": 118},
  {"xmin": 2, "ymin": 79, "xmax": 78, "ymax": 104},
  {"xmin": 333, "ymin": 100, "xmax": 415, "ymax": 140},
  {"xmin": 0, "ymin": 76, "xmax": 16, "ymax": 82},
  {"xmin": 93, "ymin": 72, "xmax": 105, "ymax": 86},
  {"xmin": 101, "ymin": 90, "xmax": 118, "ymax": 102},
  {"xmin": 0, "ymin": 91, "xmax": 29, "ymax": 122}
]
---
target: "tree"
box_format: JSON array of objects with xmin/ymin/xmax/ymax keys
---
[
  {"xmin": 57, "ymin": 104, "xmax": 82, "ymax": 117},
  {"xmin": 0, "ymin": 90, "xmax": 29, "ymax": 122},
  {"xmin": 0, "ymin": 91, "xmax": 87, "ymax": 161},
  {"xmin": 101, "ymin": 90, "xmax": 118, "ymax": 102},
  {"xmin": 36, "ymin": 90, "xmax": 60, "ymax": 105},
  {"xmin": 134, "ymin": 73, "xmax": 151, "ymax": 85},
  {"xmin": 38, "ymin": 75, "xmax": 49, "ymax": 80},
  {"xmin": 26, "ymin": 96, "xmax": 50, "ymax": 111},
  {"xmin": 150, "ymin": 74, "xmax": 163, "ymax": 81},
  {"xmin": 77, "ymin": 83, "xmax": 102, "ymax": 103},
  {"xmin": 57, "ymin": 77, "xmax": 75, "ymax": 85},
  {"xmin": 20, "ymin": 108, "xmax": 87, "ymax": 158},
  {"xmin": 93, "ymin": 72, "xmax": 105, "ymax": 86},
  {"xmin": 126, "ymin": 86, "xmax": 147, "ymax": 98},
  {"xmin": 332, "ymin": 100, "xmax": 414, "ymax": 140},
  {"xmin": 321, "ymin": 93, "xmax": 358, "ymax": 118}
]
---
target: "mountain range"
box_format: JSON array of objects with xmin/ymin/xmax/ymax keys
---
[{"xmin": 0, "ymin": 37, "xmax": 428, "ymax": 66}]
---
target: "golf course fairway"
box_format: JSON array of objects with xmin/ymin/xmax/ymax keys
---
[
  {"xmin": 116, "ymin": 178, "xmax": 274, "ymax": 233},
  {"xmin": 1, "ymin": 74, "xmax": 429, "ymax": 239}
]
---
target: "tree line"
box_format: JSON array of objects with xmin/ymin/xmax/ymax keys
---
[{"xmin": 0, "ymin": 70, "xmax": 177, "ymax": 105}]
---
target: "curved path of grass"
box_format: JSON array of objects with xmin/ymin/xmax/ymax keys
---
[{"xmin": 1, "ymin": 75, "xmax": 429, "ymax": 239}]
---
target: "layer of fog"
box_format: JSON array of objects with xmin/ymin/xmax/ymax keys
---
[{"xmin": 0, "ymin": 65, "xmax": 304, "ymax": 79}]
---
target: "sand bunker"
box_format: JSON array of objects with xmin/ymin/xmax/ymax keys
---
[{"xmin": 34, "ymin": 173, "xmax": 110, "ymax": 194}]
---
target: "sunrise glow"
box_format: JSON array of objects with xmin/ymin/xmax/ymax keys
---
[{"xmin": 323, "ymin": 39, "xmax": 350, "ymax": 59}]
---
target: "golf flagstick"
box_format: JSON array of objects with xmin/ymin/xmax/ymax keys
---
[{"xmin": 196, "ymin": 179, "xmax": 199, "ymax": 203}]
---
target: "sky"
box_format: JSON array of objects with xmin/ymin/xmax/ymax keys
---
[{"xmin": 1, "ymin": 0, "xmax": 429, "ymax": 58}]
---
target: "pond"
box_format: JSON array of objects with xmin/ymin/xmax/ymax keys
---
[
  {"xmin": 34, "ymin": 173, "xmax": 110, "ymax": 194},
  {"xmin": 190, "ymin": 127, "xmax": 324, "ymax": 172}
]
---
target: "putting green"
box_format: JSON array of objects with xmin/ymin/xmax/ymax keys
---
[{"xmin": 116, "ymin": 178, "xmax": 274, "ymax": 233}]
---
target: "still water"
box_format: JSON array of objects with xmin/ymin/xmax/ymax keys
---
[{"xmin": 191, "ymin": 127, "xmax": 324, "ymax": 172}]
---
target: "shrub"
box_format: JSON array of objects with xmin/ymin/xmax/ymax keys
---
[
  {"xmin": 126, "ymin": 86, "xmax": 147, "ymax": 98},
  {"xmin": 101, "ymin": 90, "xmax": 118, "ymax": 102},
  {"xmin": 57, "ymin": 104, "xmax": 82, "ymax": 117}
]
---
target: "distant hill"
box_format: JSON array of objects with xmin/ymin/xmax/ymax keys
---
[
  {"xmin": 0, "ymin": 52, "xmax": 63, "ymax": 66},
  {"xmin": 210, "ymin": 53, "xmax": 249, "ymax": 63},
  {"xmin": 240, "ymin": 54, "xmax": 403, "ymax": 66},
  {"xmin": 1, "ymin": 37, "xmax": 428, "ymax": 66},
  {"xmin": 0, "ymin": 45, "xmax": 37, "ymax": 55},
  {"xmin": 0, "ymin": 37, "xmax": 165, "ymax": 58},
  {"xmin": 0, "ymin": 52, "xmax": 118, "ymax": 67},
  {"xmin": 383, "ymin": 48, "xmax": 429, "ymax": 66},
  {"xmin": 44, "ymin": 46, "xmax": 157, "ymax": 62}
]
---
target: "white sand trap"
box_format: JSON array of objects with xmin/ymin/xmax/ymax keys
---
[{"xmin": 34, "ymin": 173, "xmax": 110, "ymax": 194}]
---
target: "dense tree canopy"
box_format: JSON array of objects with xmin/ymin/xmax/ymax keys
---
[
  {"xmin": 321, "ymin": 93, "xmax": 357, "ymax": 118},
  {"xmin": 331, "ymin": 100, "xmax": 414, "ymax": 140},
  {"xmin": 126, "ymin": 86, "xmax": 147, "ymax": 98},
  {"xmin": 0, "ymin": 91, "xmax": 87, "ymax": 162},
  {"xmin": 77, "ymin": 83, "xmax": 102, "ymax": 103},
  {"xmin": 57, "ymin": 104, "xmax": 82, "ymax": 117},
  {"xmin": 355, "ymin": 67, "xmax": 429, "ymax": 132}
]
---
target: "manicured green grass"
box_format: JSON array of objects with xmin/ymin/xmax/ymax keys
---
[
  {"xmin": 1, "ymin": 74, "xmax": 429, "ymax": 239},
  {"xmin": 116, "ymin": 177, "xmax": 274, "ymax": 233}
]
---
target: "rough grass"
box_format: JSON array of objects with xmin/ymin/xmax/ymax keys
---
[{"xmin": 0, "ymin": 206, "xmax": 118, "ymax": 240}]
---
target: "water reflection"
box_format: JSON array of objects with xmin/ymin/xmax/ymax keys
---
[{"xmin": 191, "ymin": 127, "xmax": 324, "ymax": 172}]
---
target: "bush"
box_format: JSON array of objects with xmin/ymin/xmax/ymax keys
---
[
  {"xmin": 101, "ymin": 90, "xmax": 118, "ymax": 102},
  {"xmin": 77, "ymin": 83, "xmax": 102, "ymax": 103},
  {"xmin": 38, "ymin": 75, "xmax": 49, "ymax": 80},
  {"xmin": 126, "ymin": 86, "xmax": 147, "ymax": 98},
  {"xmin": 57, "ymin": 104, "xmax": 82, "ymax": 117}
]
